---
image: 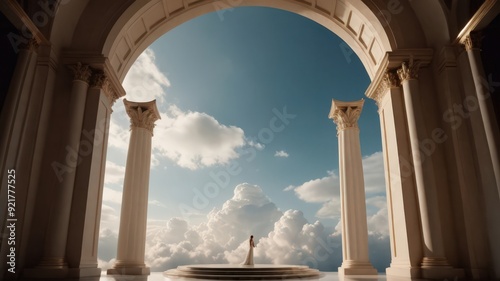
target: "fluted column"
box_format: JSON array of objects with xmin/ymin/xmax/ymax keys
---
[
  {"xmin": 329, "ymin": 99, "xmax": 377, "ymax": 276},
  {"xmin": 65, "ymin": 70, "xmax": 122, "ymax": 276},
  {"xmin": 397, "ymin": 61, "xmax": 464, "ymax": 279},
  {"xmin": 462, "ymin": 33, "xmax": 500, "ymax": 279},
  {"xmin": 37, "ymin": 63, "xmax": 92, "ymax": 269},
  {"xmin": 463, "ymin": 33, "xmax": 500, "ymax": 195},
  {"xmin": 369, "ymin": 70, "xmax": 422, "ymax": 278},
  {"xmin": 108, "ymin": 99, "xmax": 160, "ymax": 276},
  {"xmin": 0, "ymin": 39, "xmax": 39, "ymax": 192},
  {"xmin": 0, "ymin": 39, "xmax": 39, "ymax": 161}
]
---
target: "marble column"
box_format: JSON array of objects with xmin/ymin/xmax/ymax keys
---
[
  {"xmin": 66, "ymin": 71, "xmax": 121, "ymax": 277},
  {"xmin": 108, "ymin": 99, "xmax": 160, "ymax": 276},
  {"xmin": 0, "ymin": 39, "xmax": 38, "ymax": 165},
  {"xmin": 0, "ymin": 39, "xmax": 39, "ymax": 198},
  {"xmin": 329, "ymin": 99, "xmax": 377, "ymax": 276},
  {"xmin": 37, "ymin": 63, "xmax": 92, "ymax": 270},
  {"xmin": 463, "ymin": 33, "xmax": 500, "ymax": 194},
  {"xmin": 397, "ymin": 61, "xmax": 463, "ymax": 279},
  {"xmin": 369, "ymin": 70, "xmax": 422, "ymax": 278},
  {"xmin": 462, "ymin": 33, "xmax": 500, "ymax": 278},
  {"xmin": 0, "ymin": 39, "xmax": 40, "ymax": 279}
]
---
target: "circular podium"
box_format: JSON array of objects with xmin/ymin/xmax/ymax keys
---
[{"xmin": 164, "ymin": 264, "xmax": 322, "ymax": 280}]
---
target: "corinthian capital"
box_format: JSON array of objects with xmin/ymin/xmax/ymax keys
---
[
  {"xmin": 373, "ymin": 70, "xmax": 399, "ymax": 105},
  {"xmin": 22, "ymin": 39, "xmax": 39, "ymax": 52},
  {"xmin": 91, "ymin": 71, "xmax": 120, "ymax": 107},
  {"xmin": 462, "ymin": 32, "xmax": 483, "ymax": 51},
  {"xmin": 69, "ymin": 62, "xmax": 92, "ymax": 83},
  {"xmin": 397, "ymin": 58, "xmax": 422, "ymax": 81},
  {"xmin": 328, "ymin": 99, "xmax": 364, "ymax": 133},
  {"xmin": 124, "ymin": 99, "xmax": 161, "ymax": 135}
]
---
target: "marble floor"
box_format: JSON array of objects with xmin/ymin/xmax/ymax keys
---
[
  {"xmin": 89, "ymin": 272, "xmax": 452, "ymax": 281},
  {"xmin": 99, "ymin": 272, "xmax": 378, "ymax": 281}
]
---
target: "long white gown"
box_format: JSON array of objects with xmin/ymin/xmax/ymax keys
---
[{"xmin": 243, "ymin": 239, "xmax": 255, "ymax": 265}]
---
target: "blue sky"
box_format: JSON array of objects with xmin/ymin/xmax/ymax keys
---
[{"xmin": 99, "ymin": 7, "xmax": 389, "ymax": 272}]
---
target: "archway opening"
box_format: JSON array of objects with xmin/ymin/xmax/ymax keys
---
[
  {"xmin": 100, "ymin": 0, "xmax": 394, "ymax": 82},
  {"xmin": 99, "ymin": 6, "xmax": 390, "ymax": 273}
]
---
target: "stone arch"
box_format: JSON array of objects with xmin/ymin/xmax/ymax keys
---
[
  {"xmin": 63, "ymin": 0, "xmax": 428, "ymax": 81},
  {"xmin": 57, "ymin": 0, "xmax": 440, "ymax": 278},
  {"xmin": 7, "ymin": 0, "xmax": 499, "ymax": 280}
]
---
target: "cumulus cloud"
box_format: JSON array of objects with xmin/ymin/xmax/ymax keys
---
[
  {"xmin": 289, "ymin": 152, "xmax": 386, "ymax": 219},
  {"xmin": 153, "ymin": 105, "xmax": 246, "ymax": 170},
  {"xmin": 122, "ymin": 48, "xmax": 170, "ymax": 102},
  {"xmin": 102, "ymin": 187, "xmax": 122, "ymax": 205},
  {"xmin": 98, "ymin": 204, "xmax": 120, "ymax": 270},
  {"xmin": 366, "ymin": 196, "xmax": 389, "ymax": 237},
  {"xmin": 107, "ymin": 118, "xmax": 130, "ymax": 150},
  {"xmin": 108, "ymin": 48, "xmax": 250, "ymax": 171},
  {"xmin": 98, "ymin": 183, "xmax": 390, "ymax": 272},
  {"xmin": 293, "ymin": 171, "xmax": 338, "ymax": 203},
  {"xmin": 141, "ymin": 183, "xmax": 282, "ymax": 270},
  {"xmin": 225, "ymin": 210, "xmax": 342, "ymax": 271},
  {"xmin": 287, "ymin": 171, "xmax": 340, "ymax": 219},
  {"xmin": 107, "ymin": 48, "xmax": 168, "ymax": 151},
  {"xmin": 104, "ymin": 161, "xmax": 125, "ymax": 185},
  {"xmin": 99, "ymin": 204, "xmax": 120, "ymax": 235},
  {"xmin": 204, "ymin": 183, "xmax": 282, "ymax": 248},
  {"xmin": 247, "ymin": 139, "xmax": 265, "ymax": 150},
  {"xmin": 98, "ymin": 228, "xmax": 118, "ymax": 263},
  {"xmin": 362, "ymin": 152, "xmax": 386, "ymax": 194},
  {"xmin": 274, "ymin": 150, "xmax": 289, "ymax": 158},
  {"xmin": 149, "ymin": 199, "xmax": 167, "ymax": 208}
]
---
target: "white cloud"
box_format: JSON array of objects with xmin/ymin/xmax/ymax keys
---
[
  {"xmin": 98, "ymin": 183, "xmax": 390, "ymax": 272},
  {"xmin": 98, "ymin": 258, "xmax": 115, "ymax": 271},
  {"xmin": 293, "ymin": 173, "xmax": 338, "ymax": 203},
  {"xmin": 107, "ymin": 48, "xmax": 169, "ymax": 152},
  {"xmin": 316, "ymin": 198, "xmax": 341, "ymax": 218},
  {"xmin": 98, "ymin": 228, "xmax": 118, "ymax": 262},
  {"xmin": 107, "ymin": 118, "xmax": 129, "ymax": 150},
  {"xmin": 102, "ymin": 187, "xmax": 122, "ymax": 205},
  {"xmin": 149, "ymin": 199, "xmax": 166, "ymax": 208},
  {"xmin": 290, "ymin": 151, "xmax": 386, "ymax": 221},
  {"xmin": 99, "ymin": 204, "xmax": 120, "ymax": 234},
  {"xmin": 153, "ymin": 105, "xmax": 246, "ymax": 170},
  {"xmin": 362, "ymin": 152, "xmax": 386, "ymax": 194},
  {"xmin": 109, "ymin": 48, "xmax": 248, "ymax": 171},
  {"xmin": 225, "ymin": 210, "xmax": 342, "ymax": 271},
  {"xmin": 104, "ymin": 161, "xmax": 125, "ymax": 185},
  {"xmin": 247, "ymin": 140, "xmax": 264, "ymax": 150},
  {"xmin": 366, "ymin": 196, "xmax": 389, "ymax": 237},
  {"xmin": 274, "ymin": 150, "xmax": 289, "ymax": 158},
  {"xmin": 286, "ymin": 172, "xmax": 340, "ymax": 219},
  {"xmin": 122, "ymin": 48, "xmax": 170, "ymax": 102}
]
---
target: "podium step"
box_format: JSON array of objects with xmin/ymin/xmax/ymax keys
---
[{"xmin": 164, "ymin": 264, "xmax": 322, "ymax": 280}]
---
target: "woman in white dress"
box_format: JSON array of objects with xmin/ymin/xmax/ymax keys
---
[{"xmin": 242, "ymin": 235, "xmax": 255, "ymax": 265}]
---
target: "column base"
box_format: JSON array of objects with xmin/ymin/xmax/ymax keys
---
[
  {"xmin": 338, "ymin": 261, "xmax": 378, "ymax": 276},
  {"xmin": 467, "ymin": 268, "xmax": 492, "ymax": 279},
  {"xmin": 107, "ymin": 266, "xmax": 150, "ymax": 275},
  {"xmin": 386, "ymin": 266, "xmax": 421, "ymax": 278},
  {"xmin": 420, "ymin": 257, "xmax": 465, "ymax": 279},
  {"xmin": 421, "ymin": 267, "xmax": 465, "ymax": 280},
  {"xmin": 23, "ymin": 267, "xmax": 102, "ymax": 279}
]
